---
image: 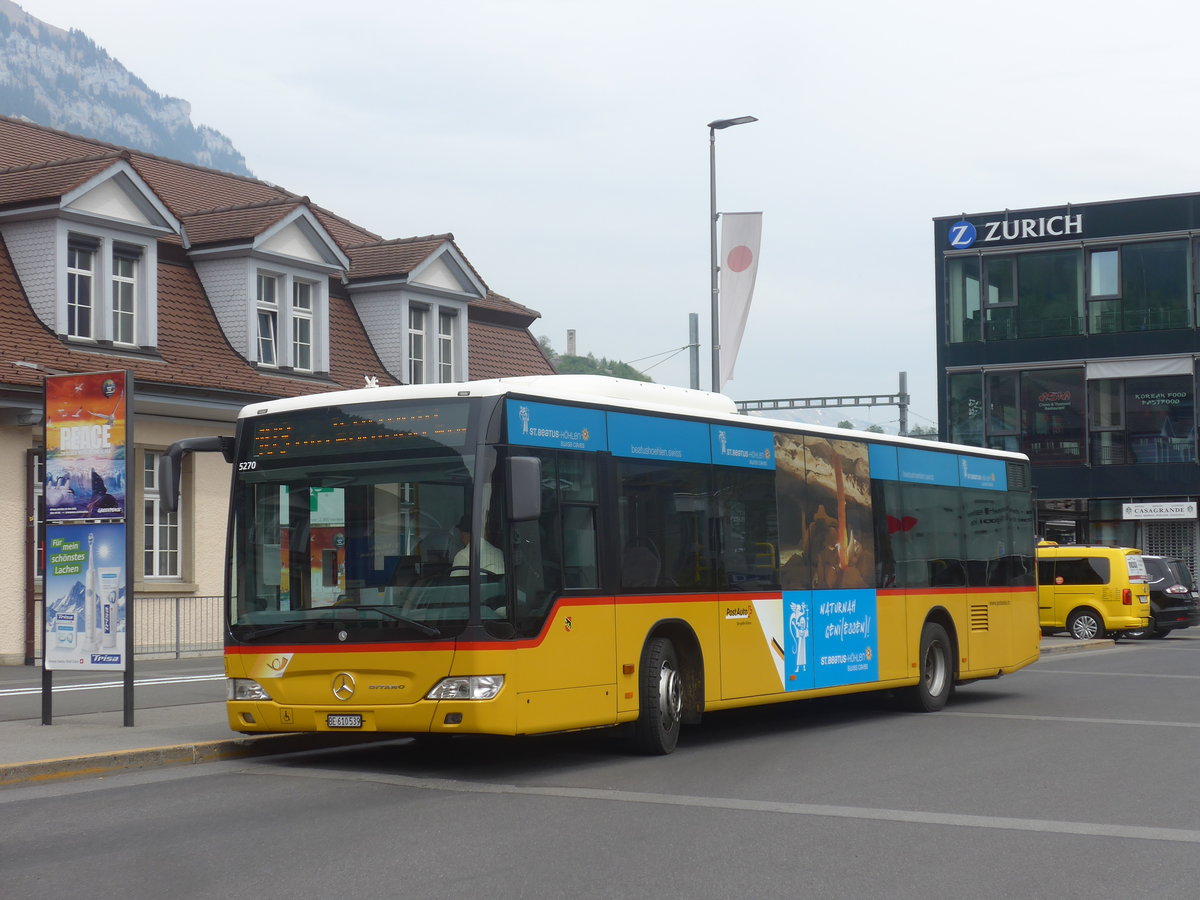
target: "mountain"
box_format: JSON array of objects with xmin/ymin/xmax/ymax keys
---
[{"xmin": 0, "ymin": 0, "xmax": 251, "ymax": 175}]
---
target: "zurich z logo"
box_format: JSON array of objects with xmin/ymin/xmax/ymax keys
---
[{"xmin": 948, "ymin": 220, "xmax": 976, "ymax": 249}]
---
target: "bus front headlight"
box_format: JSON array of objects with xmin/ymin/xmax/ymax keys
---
[
  {"xmin": 426, "ymin": 675, "xmax": 505, "ymax": 700},
  {"xmin": 227, "ymin": 678, "xmax": 271, "ymax": 701}
]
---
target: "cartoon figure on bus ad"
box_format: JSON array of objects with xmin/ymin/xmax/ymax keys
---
[{"xmin": 774, "ymin": 434, "xmax": 879, "ymax": 688}]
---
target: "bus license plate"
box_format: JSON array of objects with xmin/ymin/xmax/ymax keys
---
[{"xmin": 327, "ymin": 714, "xmax": 362, "ymax": 728}]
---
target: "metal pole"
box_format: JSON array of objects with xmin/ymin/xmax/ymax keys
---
[
  {"xmin": 688, "ymin": 313, "xmax": 700, "ymax": 390},
  {"xmin": 898, "ymin": 371, "xmax": 909, "ymax": 436},
  {"xmin": 709, "ymin": 126, "xmax": 720, "ymax": 393}
]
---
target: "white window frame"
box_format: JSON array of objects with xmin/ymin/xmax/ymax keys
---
[
  {"xmin": 111, "ymin": 249, "xmax": 138, "ymax": 346},
  {"xmin": 143, "ymin": 449, "xmax": 181, "ymax": 579},
  {"xmin": 438, "ymin": 310, "xmax": 456, "ymax": 383},
  {"xmin": 66, "ymin": 243, "xmax": 95, "ymax": 339},
  {"xmin": 408, "ymin": 306, "xmax": 427, "ymax": 385},
  {"xmin": 256, "ymin": 272, "xmax": 279, "ymax": 367},
  {"xmin": 61, "ymin": 227, "xmax": 155, "ymax": 347},
  {"xmin": 249, "ymin": 267, "xmax": 328, "ymax": 372},
  {"xmin": 292, "ymin": 280, "xmax": 314, "ymax": 373}
]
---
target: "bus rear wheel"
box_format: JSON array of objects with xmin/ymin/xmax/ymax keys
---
[
  {"xmin": 632, "ymin": 637, "xmax": 682, "ymax": 755},
  {"xmin": 902, "ymin": 621, "xmax": 953, "ymax": 712}
]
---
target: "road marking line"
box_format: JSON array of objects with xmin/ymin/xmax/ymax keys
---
[
  {"xmin": 265, "ymin": 766, "xmax": 1200, "ymax": 845},
  {"xmin": 938, "ymin": 711, "xmax": 1200, "ymax": 728},
  {"xmin": 1032, "ymin": 668, "xmax": 1200, "ymax": 680},
  {"xmin": 0, "ymin": 674, "xmax": 222, "ymax": 697}
]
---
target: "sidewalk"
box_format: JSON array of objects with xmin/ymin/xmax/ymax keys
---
[{"xmin": 0, "ymin": 636, "xmax": 1114, "ymax": 786}]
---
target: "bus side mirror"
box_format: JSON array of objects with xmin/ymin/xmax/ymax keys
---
[
  {"xmin": 159, "ymin": 436, "xmax": 235, "ymax": 513},
  {"xmin": 507, "ymin": 456, "xmax": 542, "ymax": 522}
]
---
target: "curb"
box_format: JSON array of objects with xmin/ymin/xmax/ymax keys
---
[
  {"xmin": 0, "ymin": 732, "xmax": 393, "ymax": 787},
  {"xmin": 1039, "ymin": 638, "xmax": 1116, "ymax": 656}
]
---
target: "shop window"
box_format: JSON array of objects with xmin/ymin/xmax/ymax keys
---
[
  {"xmin": 985, "ymin": 372, "xmax": 1021, "ymax": 453},
  {"xmin": 947, "ymin": 373, "xmax": 983, "ymax": 446},
  {"xmin": 1089, "ymin": 374, "xmax": 1195, "ymax": 465},
  {"xmin": 1021, "ymin": 369, "xmax": 1086, "ymax": 465}
]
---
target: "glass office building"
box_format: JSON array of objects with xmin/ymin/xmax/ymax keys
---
[{"xmin": 934, "ymin": 194, "xmax": 1200, "ymax": 571}]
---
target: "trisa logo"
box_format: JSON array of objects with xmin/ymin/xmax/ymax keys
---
[{"xmin": 949, "ymin": 213, "xmax": 1083, "ymax": 249}]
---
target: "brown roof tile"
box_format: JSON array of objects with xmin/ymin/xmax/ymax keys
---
[
  {"xmin": 0, "ymin": 114, "xmax": 548, "ymax": 397},
  {"xmin": 346, "ymin": 235, "xmax": 451, "ymax": 281},
  {"xmin": 182, "ymin": 198, "xmax": 302, "ymax": 247},
  {"xmin": 468, "ymin": 320, "xmax": 556, "ymax": 380},
  {"xmin": 0, "ymin": 234, "xmax": 396, "ymax": 398},
  {"xmin": 0, "ymin": 154, "xmax": 124, "ymax": 209}
]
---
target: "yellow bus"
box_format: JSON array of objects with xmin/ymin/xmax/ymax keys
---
[{"xmin": 164, "ymin": 375, "xmax": 1040, "ymax": 754}]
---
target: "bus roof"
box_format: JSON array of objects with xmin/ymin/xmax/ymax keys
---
[{"xmin": 239, "ymin": 374, "xmax": 1028, "ymax": 462}]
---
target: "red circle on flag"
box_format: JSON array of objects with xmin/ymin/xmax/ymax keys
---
[{"xmin": 727, "ymin": 245, "xmax": 753, "ymax": 272}]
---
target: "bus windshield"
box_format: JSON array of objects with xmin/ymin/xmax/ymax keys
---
[{"xmin": 228, "ymin": 398, "xmax": 502, "ymax": 642}]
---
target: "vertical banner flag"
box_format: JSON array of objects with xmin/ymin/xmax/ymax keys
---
[
  {"xmin": 718, "ymin": 211, "xmax": 763, "ymax": 391},
  {"xmin": 44, "ymin": 371, "xmax": 129, "ymax": 672}
]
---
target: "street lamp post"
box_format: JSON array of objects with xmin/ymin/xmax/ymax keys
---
[{"xmin": 708, "ymin": 115, "xmax": 757, "ymax": 393}]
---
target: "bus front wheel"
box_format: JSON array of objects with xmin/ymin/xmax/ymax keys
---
[
  {"xmin": 902, "ymin": 621, "xmax": 953, "ymax": 712},
  {"xmin": 632, "ymin": 637, "xmax": 683, "ymax": 755}
]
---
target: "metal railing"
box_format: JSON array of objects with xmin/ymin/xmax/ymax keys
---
[{"xmin": 31, "ymin": 595, "xmax": 223, "ymax": 663}]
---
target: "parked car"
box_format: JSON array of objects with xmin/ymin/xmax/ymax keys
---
[
  {"xmin": 1036, "ymin": 542, "xmax": 1151, "ymax": 640},
  {"xmin": 1127, "ymin": 556, "xmax": 1200, "ymax": 639}
]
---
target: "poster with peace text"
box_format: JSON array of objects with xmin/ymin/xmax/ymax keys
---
[{"xmin": 44, "ymin": 371, "xmax": 127, "ymax": 521}]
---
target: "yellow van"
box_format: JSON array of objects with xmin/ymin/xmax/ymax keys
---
[{"xmin": 1036, "ymin": 542, "xmax": 1151, "ymax": 640}]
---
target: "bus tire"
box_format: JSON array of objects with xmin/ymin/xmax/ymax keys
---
[
  {"xmin": 631, "ymin": 637, "xmax": 683, "ymax": 755},
  {"xmin": 902, "ymin": 621, "xmax": 953, "ymax": 712},
  {"xmin": 1068, "ymin": 608, "xmax": 1105, "ymax": 641}
]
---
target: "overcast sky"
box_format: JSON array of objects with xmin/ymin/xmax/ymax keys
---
[{"xmin": 17, "ymin": 0, "xmax": 1200, "ymax": 430}]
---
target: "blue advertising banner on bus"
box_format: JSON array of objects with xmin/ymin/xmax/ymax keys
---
[
  {"xmin": 607, "ymin": 412, "xmax": 711, "ymax": 464},
  {"xmin": 505, "ymin": 399, "xmax": 606, "ymax": 452},
  {"xmin": 711, "ymin": 424, "xmax": 775, "ymax": 469}
]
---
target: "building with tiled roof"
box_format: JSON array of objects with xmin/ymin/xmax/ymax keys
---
[{"xmin": 0, "ymin": 114, "xmax": 555, "ymax": 664}]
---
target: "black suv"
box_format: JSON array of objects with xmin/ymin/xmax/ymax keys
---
[{"xmin": 1132, "ymin": 556, "xmax": 1200, "ymax": 638}]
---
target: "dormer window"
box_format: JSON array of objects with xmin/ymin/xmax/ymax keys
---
[
  {"xmin": 62, "ymin": 232, "xmax": 149, "ymax": 347},
  {"xmin": 250, "ymin": 268, "xmax": 325, "ymax": 372},
  {"xmin": 0, "ymin": 159, "xmax": 176, "ymax": 353}
]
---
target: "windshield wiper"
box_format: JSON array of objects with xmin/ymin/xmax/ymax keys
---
[{"xmin": 330, "ymin": 604, "xmax": 442, "ymax": 637}]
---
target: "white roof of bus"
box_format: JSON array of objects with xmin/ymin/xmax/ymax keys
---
[{"xmin": 239, "ymin": 374, "xmax": 1028, "ymax": 462}]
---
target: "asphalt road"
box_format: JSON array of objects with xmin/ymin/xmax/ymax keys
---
[
  {"xmin": 0, "ymin": 657, "xmax": 223, "ymax": 722},
  {"xmin": 2, "ymin": 636, "xmax": 1198, "ymax": 899}
]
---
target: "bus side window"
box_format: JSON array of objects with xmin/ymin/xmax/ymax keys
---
[
  {"xmin": 715, "ymin": 467, "xmax": 779, "ymax": 590},
  {"xmin": 509, "ymin": 449, "xmax": 601, "ymax": 636}
]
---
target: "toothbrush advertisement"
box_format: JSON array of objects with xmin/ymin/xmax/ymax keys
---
[{"xmin": 43, "ymin": 523, "xmax": 127, "ymax": 670}]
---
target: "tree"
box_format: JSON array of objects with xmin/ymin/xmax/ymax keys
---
[{"xmin": 538, "ymin": 336, "xmax": 652, "ymax": 382}]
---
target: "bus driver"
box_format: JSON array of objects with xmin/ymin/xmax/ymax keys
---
[{"xmin": 452, "ymin": 515, "xmax": 505, "ymax": 575}]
